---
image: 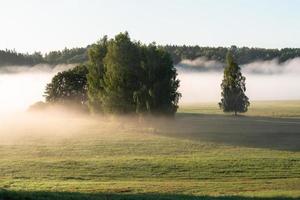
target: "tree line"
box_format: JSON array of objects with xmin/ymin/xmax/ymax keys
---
[
  {"xmin": 43, "ymin": 33, "xmax": 249, "ymax": 116},
  {"xmin": 163, "ymin": 45, "xmax": 300, "ymax": 65},
  {"xmin": 0, "ymin": 49, "xmax": 44, "ymax": 66},
  {"xmin": 1, "ymin": 44, "xmax": 300, "ymax": 67}
]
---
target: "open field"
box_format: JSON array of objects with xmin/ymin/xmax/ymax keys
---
[{"xmin": 1, "ymin": 101, "xmax": 300, "ymax": 199}]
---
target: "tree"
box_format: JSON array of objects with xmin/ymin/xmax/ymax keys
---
[
  {"xmin": 100, "ymin": 32, "xmax": 142, "ymax": 114},
  {"xmin": 44, "ymin": 64, "xmax": 88, "ymax": 108},
  {"xmin": 133, "ymin": 44, "xmax": 181, "ymax": 115},
  {"xmin": 87, "ymin": 36, "xmax": 108, "ymax": 113},
  {"xmin": 219, "ymin": 50, "xmax": 250, "ymax": 115},
  {"xmin": 87, "ymin": 32, "xmax": 181, "ymax": 115}
]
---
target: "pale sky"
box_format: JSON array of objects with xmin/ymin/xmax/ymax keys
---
[{"xmin": 0, "ymin": 0, "xmax": 300, "ymax": 53}]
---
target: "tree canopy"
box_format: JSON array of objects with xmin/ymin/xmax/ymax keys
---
[
  {"xmin": 86, "ymin": 36, "xmax": 108, "ymax": 113},
  {"xmin": 87, "ymin": 32, "xmax": 181, "ymax": 115},
  {"xmin": 44, "ymin": 64, "xmax": 88, "ymax": 108}
]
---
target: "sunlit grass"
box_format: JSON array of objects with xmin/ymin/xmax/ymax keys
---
[
  {"xmin": 179, "ymin": 100, "xmax": 300, "ymax": 118},
  {"xmin": 0, "ymin": 100, "xmax": 300, "ymax": 199}
]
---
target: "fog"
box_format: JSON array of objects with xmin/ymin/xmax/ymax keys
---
[
  {"xmin": 0, "ymin": 59, "xmax": 299, "ymax": 144},
  {"xmin": 0, "ymin": 105, "xmax": 176, "ymax": 145},
  {"xmin": 178, "ymin": 58, "xmax": 300, "ymax": 103},
  {"xmin": 178, "ymin": 71, "xmax": 300, "ymax": 103},
  {"xmin": 0, "ymin": 64, "xmax": 74, "ymax": 114},
  {"xmin": 0, "ymin": 59, "xmax": 300, "ymax": 115},
  {"xmin": 177, "ymin": 57, "xmax": 300, "ymax": 74}
]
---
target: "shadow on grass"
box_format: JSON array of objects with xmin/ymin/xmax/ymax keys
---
[
  {"xmin": 0, "ymin": 190, "xmax": 298, "ymax": 200},
  {"xmin": 154, "ymin": 113, "xmax": 300, "ymax": 151}
]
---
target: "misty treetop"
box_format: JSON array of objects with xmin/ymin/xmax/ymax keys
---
[
  {"xmin": 45, "ymin": 32, "xmax": 181, "ymax": 116},
  {"xmin": 219, "ymin": 50, "xmax": 250, "ymax": 115}
]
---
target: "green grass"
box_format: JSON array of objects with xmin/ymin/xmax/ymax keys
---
[
  {"xmin": 179, "ymin": 100, "xmax": 300, "ymax": 118},
  {"xmin": 1, "ymin": 101, "xmax": 300, "ymax": 199}
]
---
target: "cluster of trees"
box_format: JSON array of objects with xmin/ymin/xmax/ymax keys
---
[
  {"xmin": 1, "ymin": 44, "xmax": 300, "ymax": 67},
  {"xmin": 44, "ymin": 35, "xmax": 250, "ymax": 116},
  {"xmin": 44, "ymin": 33, "xmax": 181, "ymax": 116}
]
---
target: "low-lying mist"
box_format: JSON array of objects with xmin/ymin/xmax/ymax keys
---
[
  {"xmin": 0, "ymin": 59, "xmax": 299, "ymax": 144},
  {"xmin": 0, "ymin": 106, "xmax": 175, "ymax": 145},
  {"xmin": 178, "ymin": 58, "xmax": 300, "ymax": 103},
  {"xmin": 0, "ymin": 58, "xmax": 300, "ymax": 115},
  {"xmin": 0, "ymin": 64, "xmax": 75, "ymax": 114}
]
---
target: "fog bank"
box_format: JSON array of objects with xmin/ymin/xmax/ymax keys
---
[
  {"xmin": 0, "ymin": 64, "xmax": 75, "ymax": 74},
  {"xmin": 177, "ymin": 57, "xmax": 300, "ymax": 75},
  {"xmin": 177, "ymin": 57, "xmax": 300, "ymax": 104},
  {"xmin": 0, "ymin": 58, "xmax": 299, "ymax": 115},
  {"xmin": 0, "ymin": 64, "xmax": 75, "ymax": 114},
  {"xmin": 178, "ymin": 71, "xmax": 300, "ymax": 104}
]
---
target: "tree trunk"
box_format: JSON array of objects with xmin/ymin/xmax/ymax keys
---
[{"xmin": 234, "ymin": 110, "xmax": 237, "ymax": 116}]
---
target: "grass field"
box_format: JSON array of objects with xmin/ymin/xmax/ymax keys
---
[
  {"xmin": 0, "ymin": 101, "xmax": 300, "ymax": 200},
  {"xmin": 179, "ymin": 100, "xmax": 300, "ymax": 118}
]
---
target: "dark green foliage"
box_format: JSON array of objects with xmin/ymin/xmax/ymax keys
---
[
  {"xmin": 87, "ymin": 33, "xmax": 180, "ymax": 115},
  {"xmin": 0, "ymin": 49, "xmax": 44, "ymax": 66},
  {"xmin": 44, "ymin": 47, "xmax": 88, "ymax": 65},
  {"xmin": 162, "ymin": 45, "xmax": 300, "ymax": 65},
  {"xmin": 44, "ymin": 65, "xmax": 88, "ymax": 106},
  {"xmin": 134, "ymin": 44, "xmax": 180, "ymax": 115},
  {"xmin": 100, "ymin": 33, "xmax": 141, "ymax": 114},
  {"xmin": 0, "ymin": 48, "xmax": 87, "ymax": 67},
  {"xmin": 86, "ymin": 36, "xmax": 108, "ymax": 113},
  {"xmin": 219, "ymin": 50, "xmax": 250, "ymax": 115}
]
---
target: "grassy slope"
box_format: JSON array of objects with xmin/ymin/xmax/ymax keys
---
[{"xmin": 0, "ymin": 101, "xmax": 300, "ymax": 199}]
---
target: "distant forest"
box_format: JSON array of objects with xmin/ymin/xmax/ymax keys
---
[{"xmin": 1, "ymin": 45, "xmax": 300, "ymax": 67}]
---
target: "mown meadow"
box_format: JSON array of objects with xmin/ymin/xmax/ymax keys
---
[{"xmin": 0, "ymin": 101, "xmax": 300, "ymax": 200}]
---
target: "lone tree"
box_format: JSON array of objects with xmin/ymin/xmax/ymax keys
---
[
  {"xmin": 219, "ymin": 50, "xmax": 250, "ymax": 115},
  {"xmin": 87, "ymin": 32, "xmax": 180, "ymax": 115}
]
